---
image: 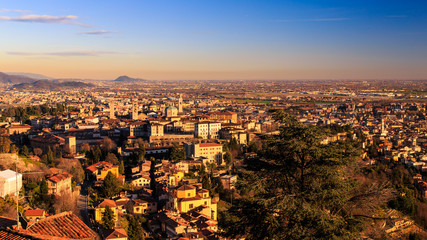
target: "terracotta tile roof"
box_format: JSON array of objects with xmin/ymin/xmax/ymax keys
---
[
  {"xmin": 86, "ymin": 161, "xmax": 115, "ymax": 173},
  {"xmin": 24, "ymin": 209, "xmax": 45, "ymax": 217},
  {"xmin": 198, "ymin": 143, "xmax": 222, "ymax": 147},
  {"xmin": 0, "ymin": 229, "xmax": 42, "ymax": 240},
  {"xmin": 178, "ymin": 195, "xmax": 202, "ymax": 202},
  {"xmin": 21, "ymin": 211, "xmax": 97, "ymax": 239},
  {"xmin": 95, "ymin": 199, "xmax": 117, "ymax": 208},
  {"xmin": 47, "ymin": 172, "xmax": 72, "ymax": 183},
  {"xmin": 48, "ymin": 168, "xmax": 62, "ymax": 175},
  {"xmin": 177, "ymin": 185, "xmax": 196, "ymax": 191},
  {"xmin": 102, "ymin": 228, "xmax": 128, "ymax": 239},
  {"xmin": 31, "ymin": 134, "xmax": 65, "ymax": 145}
]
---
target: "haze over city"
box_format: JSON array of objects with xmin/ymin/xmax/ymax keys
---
[{"xmin": 1, "ymin": 0, "xmax": 427, "ymax": 80}]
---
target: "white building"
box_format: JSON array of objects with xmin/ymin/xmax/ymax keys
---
[
  {"xmin": 195, "ymin": 122, "xmax": 221, "ymax": 139},
  {"xmin": 184, "ymin": 142, "xmax": 223, "ymax": 165},
  {"xmin": 0, "ymin": 169, "xmax": 22, "ymax": 198}
]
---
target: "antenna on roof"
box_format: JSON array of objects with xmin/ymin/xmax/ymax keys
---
[
  {"xmin": 14, "ymin": 156, "xmax": 43, "ymax": 231},
  {"xmin": 16, "ymin": 156, "xmax": 19, "ymax": 231}
]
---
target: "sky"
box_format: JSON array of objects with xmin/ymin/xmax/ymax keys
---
[{"xmin": 1, "ymin": 0, "xmax": 427, "ymax": 80}]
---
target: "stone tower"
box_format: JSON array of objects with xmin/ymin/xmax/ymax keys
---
[
  {"xmin": 178, "ymin": 94, "xmax": 183, "ymax": 113},
  {"xmin": 132, "ymin": 99, "xmax": 138, "ymax": 120},
  {"xmin": 109, "ymin": 102, "xmax": 116, "ymax": 119}
]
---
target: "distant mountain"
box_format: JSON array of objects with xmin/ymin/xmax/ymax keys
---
[
  {"xmin": 113, "ymin": 75, "xmax": 146, "ymax": 82},
  {"xmin": 10, "ymin": 80, "xmax": 95, "ymax": 90},
  {"xmin": 6, "ymin": 72, "xmax": 53, "ymax": 80},
  {"xmin": 0, "ymin": 72, "xmax": 37, "ymax": 84}
]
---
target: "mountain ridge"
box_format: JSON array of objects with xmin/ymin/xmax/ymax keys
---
[{"xmin": 10, "ymin": 79, "xmax": 95, "ymax": 90}]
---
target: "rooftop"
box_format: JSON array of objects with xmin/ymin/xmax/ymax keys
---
[
  {"xmin": 0, "ymin": 170, "xmax": 21, "ymax": 180},
  {"xmin": 21, "ymin": 211, "xmax": 96, "ymax": 239}
]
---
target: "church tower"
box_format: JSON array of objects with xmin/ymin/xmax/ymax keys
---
[
  {"xmin": 109, "ymin": 101, "xmax": 116, "ymax": 119},
  {"xmin": 132, "ymin": 99, "xmax": 138, "ymax": 120},
  {"xmin": 178, "ymin": 94, "xmax": 183, "ymax": 113}
]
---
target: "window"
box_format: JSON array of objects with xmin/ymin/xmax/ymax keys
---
[
  {"xmin": 188, "ymin": 193, "xmax": 191, "ymax": 197},
  {"xmin": 204, "ymin": 201, "xmax": 207, "ymax": 205},
  {"xmin": 189, "ymin": 204, "xmax": 193, "ymax": 209}
]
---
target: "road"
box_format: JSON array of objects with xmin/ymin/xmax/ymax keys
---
[{"xmin": 77, "ymin": 182, "xmax": 92, "ymax": 228}]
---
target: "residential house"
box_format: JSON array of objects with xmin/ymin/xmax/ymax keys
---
[
  {"xmin": 168, "ymin": 185, "xmax": 218, "ymax": 220},
  {"xmin": 46, "ymin": 172, "xmax": 72, "ymax": 195},
  {"xmin": 94, "ymin": 199, "xmax": 118, "ymax": 223},
  {"xmin": 130, "ymin": 173, "xmax": 151, "ymax": 189},
  {"xmin": 24, "ymin": 209, "xmax": 47, "ymax": 221},
  {"xmin": 127, "ymin": 198, "xmax": 157, "ymax": 215},
  {"xmin": 86, "ymin": 161, "xmax": 120, "ymax": 181}
]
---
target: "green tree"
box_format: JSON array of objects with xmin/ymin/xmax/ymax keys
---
[
  {"xmin": 101, "ymin": 172, "xmax": 121, "ymax": 198},
  {"xmin": 46, "ymin": 147, "xmax": 54, "ymax": 165},
  {"xmin": 201, "ymin": 174, "xmax": 212, "ymax": 193},
  {"xmin": 19, "ymin": 145, "xmax": 30, "ymax": 158},
  {"xmin": 119, "ymin": 160, "xmax": 125, "ymax": 175},
  {"xmin": 93, "ymin": 146, "xmax": 102, "ymax": 163},
  {"xmin": 40, "ymin": 178, "xmax": 48, "ymax": 196},
  {"xmin": 126, "ymin": 215, "xmax": 144, "ymax": 240},
  {"xmin": 0, "ymin": 137, "xmax": 12, "ymax": 153},
  {"xmin": 105, "ymin": 152, "xmax": 119, "ymax": 165},
  {"xmin": 223, "ymin": 110, "xmax": 361, "ymax": 239},
  {"xmin": 224, "ymin": 152, "xmax": 232, "ymax": 165},
  {"xmin": 247, "ymin": 141, "xmax": 259, "ymax": 153},
  {"xmin": 138, "ymin": 146, "xmax": 146, "ymax": 162},
  {"xmin": 170, "ymin": 146, "xmax": 186, "ymax": 161},
  {"xmin": 101, "ymin": 206, "xmax": 115, "ymax": 229}
]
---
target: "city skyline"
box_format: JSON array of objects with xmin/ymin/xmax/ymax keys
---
[{"xmin": 1, "ymin": 0, "xmax": 427, "ymax": 80}]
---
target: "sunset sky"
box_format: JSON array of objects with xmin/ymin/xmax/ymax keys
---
[{"xmin": 1, "ymin": 0, "xmax": 427, "ymax": 80}]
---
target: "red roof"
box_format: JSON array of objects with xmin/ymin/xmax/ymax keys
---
[
  {"xmin": 96, "ymin": 199, "xmax": 117, "ymax": 208},
  {"xmin": 31, "ymin": 134, "xmax": 65, "ymax": 145},
  {"xmin": 21, "ymin": 211, "xmax": 96, "ymax": 239},
  {"xmin": 47, "ymin": 172, "xmax": 72, "ymax": 183},
  {"xmin": 199, "ymin": 143, "xmax": 222, "ymax": 147},
  {"xmin": 0, "ymin": 229, "xmax": 39, "ymax": 240},
  {"xmin": 24, "ymin": 209, "xmax": 45, "ymax": 217},
  {"xmin": 103, "ymin": 228, "xmax": 128, "ymax": 239},
  {"xmin": 86, "ymin": 161, "xmax": 115, "ymax": 173},
  {"xmin": 177, "ymin": 185, "xmax": 196, "ymax": 191}
]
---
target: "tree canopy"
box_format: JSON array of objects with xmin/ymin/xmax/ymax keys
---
[
  {"xmin": 222, "ymin": 110, "xmax": 362, "ymax": 239},
  {"xmin": 101, "ymin": 206, "xmax": 115, "ymax": 229},
  {"xmin": 169, "ymin": 146, "xmax": 186, "ymax": 161},
  {"xmin": 101, "ymin": 172, "xmax": 121, "ymax": 198}
]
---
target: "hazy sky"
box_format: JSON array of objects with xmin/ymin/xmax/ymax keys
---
[{"xmin": 1, "ymin": 0, "xmax": 427, "ymax": 80}]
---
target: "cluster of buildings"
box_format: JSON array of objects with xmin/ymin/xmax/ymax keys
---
[{"xmin": 1, "ymin": 79, "xmax": 427, "ymax": 239}]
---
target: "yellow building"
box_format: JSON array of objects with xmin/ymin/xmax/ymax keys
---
[
  {"xmin": 127, "ymin": 198, "xmax": 157, "ymax": 215},
  {"xmin": 168, "ymin": 185, "xmax": 217, "ymax": 220},
  {"xmin": 86, "ymin": 161, "xmax": 120, "ymax": 181},
  {"xmin": 94, "ymin": 199, "xmax": 118, "ymax": 223}
]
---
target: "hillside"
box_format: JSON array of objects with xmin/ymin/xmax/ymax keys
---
[
  {"xmin": 10, "ymin": 80, "xmax": 95, "ymax": 90},
  {"xmin": 0, "ymin": 72, "xmax": 36, "ymax": 84},
  {"xmin": 113, "ymin": 75, "xmax": 146, "ymax": 82}
]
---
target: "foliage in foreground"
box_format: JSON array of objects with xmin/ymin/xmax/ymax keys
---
[{"xmin": 221, "ymin": 110, "xmax": 367, "ymax": 239}]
